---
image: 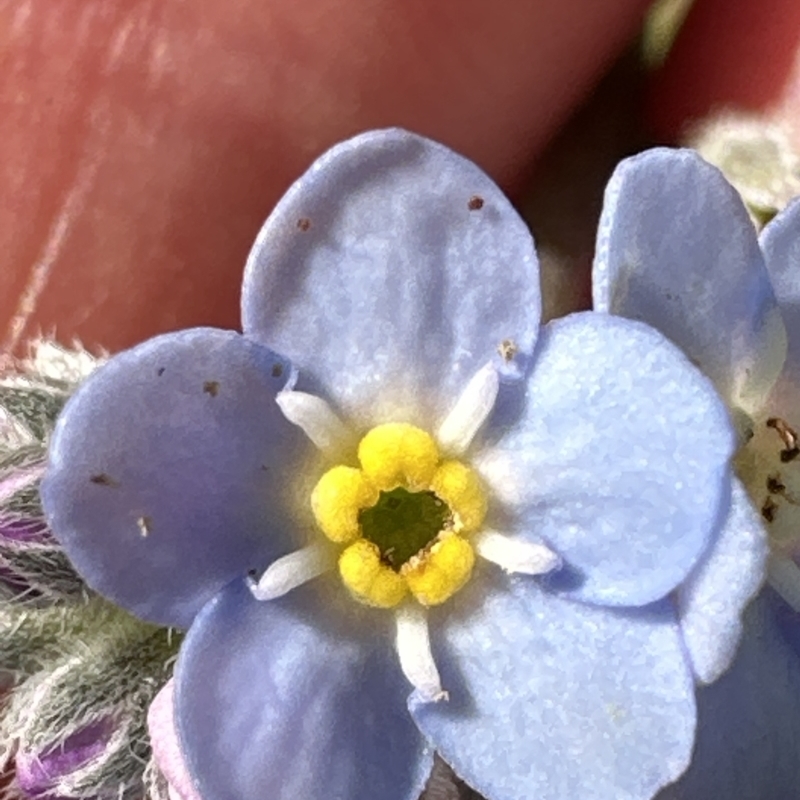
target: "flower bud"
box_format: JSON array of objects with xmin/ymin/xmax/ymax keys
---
[
  {"xmin": 14, "ymin": 718, "xmax": 114, "ymax": 799},
  {"xmin": 0, "ymin": 450, "xmax": 84, "ymax": 603},
  {"xmin": 0, "ymin": 359, "xmax": 87, "ymax": 603},
  {"xmin": 1, "ymin": 603, "xmax": 179, "ymax": 800}
]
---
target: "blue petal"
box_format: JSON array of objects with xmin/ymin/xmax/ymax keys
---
[
  {"xmin": 760, "ymin": 196, "xmax": 800, "ymax": 309},
  {"xmin": 658, "ymin": 591, "xmax": 800, "ymax": 800},
  {"xmin": 241, "ymin": 128, "xmax": 541, "ymax": 430},
  {"xmin": 593, "ymin": 148, "xmax": 786, "ymax": 415},
  {"xmin": 41, "ymin": 328, "xmax": 310, "ymax": 628},
  {"xmin": 751, "ymin": 201, "xmax": 800, "ymax": 547},
  {"xmin": 474, "ymin": 312, "xmax": 735, "ymax": 606},
  {"xmin": 677, "ymin": 478, "xmax": 768, "ymax": 684},
  {"xmin": 412, "ymin": 574, "xmax": 696, "ymax": 800},
  {"xmin": 175, "ymin": 579, "xmax": 432, "ymax": 800},
  {"xmin": 759, "ymin": 198, "xmax": 800, "ymax": 425}
]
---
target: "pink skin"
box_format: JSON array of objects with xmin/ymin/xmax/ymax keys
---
[{"xmin": 0, "ymin": 0, "xmax": 650, "ymax": 358}]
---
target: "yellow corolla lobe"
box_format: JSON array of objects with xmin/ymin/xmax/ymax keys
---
[
  {"xmin": 429, "ymin": 460, "xmax": 487, "ymax": 533},
  {"xmin": 358, "ymin": 423, "xmax": 439, "ymax": 490},
  {"xmin": 402, "ymin": 533, "xmax": 476, "ymax": 606},
  {"xmin": 338, "ymin": 539, "xmax": 408, "ymax": 607},
  {"xmin": 311, "ymin": 466, "xmax": 379, "ymax": 543}
]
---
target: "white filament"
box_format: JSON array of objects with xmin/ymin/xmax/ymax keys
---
[
  {"xmin": 249, "ymin": 544, "xmax": 333, "ymax": 601},
  {"xmin": 768, "ymin": 553, "xmax": 800, "ymax": 613},
  {"xmin": 474, "ymin": 530, "xmax": 562, "ymax": 575},
  {"xmin": 437, "ymin": 363, "xmax": 500, "ymax": 455},
  {"xmin": 276, "ymin": 391, "xmax": 351, "ymax": 457},
  {"xmin": 395, "ymin": 605, "xmax": 447, "ymax": 703}
]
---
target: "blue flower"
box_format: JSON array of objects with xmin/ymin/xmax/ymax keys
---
[
  {"xmin": 593, "ymin": 147, "xmax": 800, "ymax": 797},
  {"xmin": 41, "ymin": 130, "xmax": 752, "ymax": 800},
  {"xmin": 593, "ymin": 148, "xmax": 800, "ymax": 605}
]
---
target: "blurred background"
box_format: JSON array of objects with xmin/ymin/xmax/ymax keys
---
[{"xmin": 1, "ymin": 0, "xmax": 798, "ymax": 360}]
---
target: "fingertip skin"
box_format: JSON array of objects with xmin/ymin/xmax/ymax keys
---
[
  {"xmin": 648, "ymin": 0, "xmax": 800, "ymax": 141},
  {"xmin": 0, "ymin": 0, "xmax": 649, "ymax": 353}
]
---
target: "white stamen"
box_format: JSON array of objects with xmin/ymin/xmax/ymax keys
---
[
  {"xmin": 395, "ymin": 605, "xmax": 447, "ymax": 703},
  {"xmin": 276, "ymin": 391, "xmax": 351, "ymax": 457},
  {"xmin": 474, "ymin": 529, "xmax": 562, "ymax": 575},
  {"xmin": 767, "ymin": 553, "xmax": 800, "ymax": 613},
  {"xmin": 249, "ymin": 543, "xmax": 333, "ymax": 601},
  {"xmin": 437, "ymin": 363, "xmax": 500, "ymax": 455}
]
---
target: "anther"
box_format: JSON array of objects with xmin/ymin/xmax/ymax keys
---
[
  {"xmin": 766, "ymin": 417, "xmax": 800, "ymax": 462},
  {"xmin": 765, "ymin": 474, "xmax": 800, "ymax": 506},
  {"xmin": 767, "ymin": 474, "xmax": 786, "ymax": 494}
]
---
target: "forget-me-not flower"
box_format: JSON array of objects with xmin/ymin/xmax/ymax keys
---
[
  {"xmin": 593, "ymin": 147, "xmax": 800, "ymax": 798},
  {"xmin": 41, "ymin": 130, "xmax": 758, "ymax": 800},
  {"xmin": 593, "ymin": 148, "xmax": 800, "ymax": 616}
]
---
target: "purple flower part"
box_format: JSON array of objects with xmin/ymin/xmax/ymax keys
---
[
  {"xmin": 0, "ymin": 562, "xmax": 38, "ymax": 592},
  {"xmin": 15, "ymin": 720, "xmax": 112, "ymax": 799},
  {"xmin": 0, "ymin": 507, "xmax": 70, "ymax": 597},
  {"xmin": 0, "ymin": 516, "xmax": 52, "ymax": 546},
  {"xmin": 0, "ymin": 561, "xmax": 35, "ymax": 595},
  {"xmin": 0, "ymin": 517, "xmax": 52, "ymax": 596}
]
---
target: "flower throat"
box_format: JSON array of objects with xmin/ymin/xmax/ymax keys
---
[
  {"xmin": 310, "ymin": 422, "xmax": 487, "ymax": 607},
  {"xmin": 359, "ymin": 487, "xmax": 450, "ymax": 570}
]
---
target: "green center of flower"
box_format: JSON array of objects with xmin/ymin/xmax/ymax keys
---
[{"xmin": 358, "ymin": 487, "xmax": 450, "ymax": 570}]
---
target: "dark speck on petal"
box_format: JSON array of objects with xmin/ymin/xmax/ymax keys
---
[
  {"xmin": 203, "ymin": 381, "xmax": 220, "ymax": 397},
  {"xmin": 90, "ymin": 474, "xmax": 119, "ymax": 488},
  {"xmin": 468, "ymin": 195, "xmax": 484, "ymax": 211}
]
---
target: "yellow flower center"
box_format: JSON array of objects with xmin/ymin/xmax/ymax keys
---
[{"xmin": 310, "ymin": 423, "xmax": 487, "ymax": 608}]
